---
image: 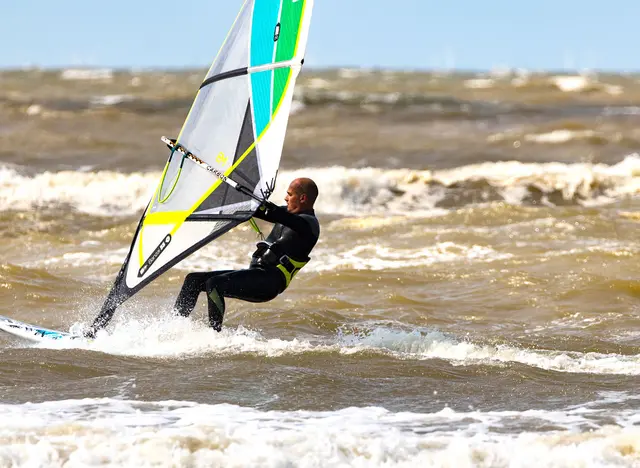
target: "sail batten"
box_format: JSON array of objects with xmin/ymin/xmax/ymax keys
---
[
  {"xmin": 92, "ymin": 0, "xmax": 314, "ymax": 332},
  {"xmin": 200, "ymin": 59, "xmax": 302, "ymax": 90}
]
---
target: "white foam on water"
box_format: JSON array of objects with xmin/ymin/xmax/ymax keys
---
[
  {"xmin": 605, "ymin": 84, "xmax": 624, "ymax": 95},
  {"xmin": 305, "ymin": 77, "xmax": 331, "ymax": 89},
  {"xmin": 89, "ymin": 94, "xmax": 134, "ymax": 107},
  {"xmin": 309, "ymin": 242, "xmax": 512, "ymax": 272},
  {"xmin": 1, "ymin": 155, "xmax": 639, "ymax": 217},
  {"xmin": 337, "ymin": 68, "xmax": 370, "ymax": 79},
  {"xmin": 464, "ymin": 78, "xmax": 495, "ymax": 89},
  {"xmin": 59, "ymin": 68, "xmax": 114, "ymax": 81},
  {"xmin": 543, "ymin": 238, "xmax": 640, "ymax": 259},
  {"xmin": 524, "ymin": 129, "xmax": 596, "ymax": 144},
  {"xmin": 274, "ymin": 166, "xmax": 445, "ymax": 215},
  {"xmin": 38, "ymin": 249, "xmax": 128, "ymax": 268},
  {"xmin": 550, "ymin": 75, "xmax": 594, "ymax": 93},
  {"xmin": 0, "ymin": 397, "xmax": 638, "ymax": 467},
  {"xmin": 529, "ymin": 311, "xmax": 632, "ymax": 336},
  {"xmin": 0, "ymin": 166, "xmax": 154, "ymax": 216},
  {"xmin": 435, "ymin": 155, "xmax": 640, "ymax": 206},
  {"xmin": 14, "ymin": 238, "xmax": 512, "ymax": 281},
  {"xmin": 25, "ymin": 104, "xmax": 42, "ymax": 116},
  {"xmin": 39, "ymin": 316, "xmax": 327, "ymax": 359},
  {"xmin": 337, "ymin": 326, "xmax": 640, "ymax": 376},
  {"xmin": 548, "ymin": 75, "xmax": 624, "ymax": 96},
  {"xmin": 27, "ymin": 319, "xmax": 640, "ymax": 376},
  {"xmin": 23, "ymin": 240, "xmax": 248, "ymax": 274},
  {"xmin": 188, "ymin": 239, "xmax": 511, "ymax": 274}
]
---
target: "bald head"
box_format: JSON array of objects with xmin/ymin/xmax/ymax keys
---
[
  {"xmin": 293, "ymin": 178, "xmax": 318, "ymax": 205},
  {"xmin": 285, "ymin": 178, "xmax": 319, "ymax": 213}
]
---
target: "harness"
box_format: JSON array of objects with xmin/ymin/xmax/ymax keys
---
[
  {"xmin": 276, "ymin": 255, "xmax": 308, "ymax": 288},
  {"xmin": 251, "ymin": 241, "xmax": 309, "ymax": 289}
]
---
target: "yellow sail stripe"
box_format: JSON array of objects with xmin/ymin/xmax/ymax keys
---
[
  {"xmin": 295, "ymin": 1, "xmax": 308, "ymax": 57},
  {"xmin": 142, "ymin": 211, "xmax": 186, "ymax": 225}
]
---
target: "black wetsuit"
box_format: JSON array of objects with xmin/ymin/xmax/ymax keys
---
[{"xmin": 173, "ymin": 203, "xmax": 320, "ymax": 330}]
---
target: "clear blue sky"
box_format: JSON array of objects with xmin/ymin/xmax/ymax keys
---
[{"xmin": 3, "ymin": 0, "xmax": 639, "ymax": 71}]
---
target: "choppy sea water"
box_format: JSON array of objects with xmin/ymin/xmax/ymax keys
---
[{"xmin": 0, "ymin": 68, "xmax": 639, "ymax": 467}]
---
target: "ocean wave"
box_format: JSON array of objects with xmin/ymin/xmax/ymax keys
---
[
  {"xmin": 22, "ymin": 318, "xmax": 640, "ymax": 376},
  {"xmin": 1, "ymin": 79, "xmax": 631, "ymax": 119},
  {"xmin": 1, "ymin": 156, "xmax": 638, "ymax": 216},
  {"xmin": 11, "ymin": 239, "xmax": 510, "ymax": 280},
  {"xmin": 5, "ymin": 93, "xmax": 299, "ymax": 116},
  {"xmin": 549, "ymin": 75, "xmax": 623, "ymax": 95},
  {"xmin": 487, "ymin": 73, "xmax": 626, "ymax": 96},
  {"xmin": 3, "ymin": 69, "xmax": 639, "ymax": 122},
  {"xmin": 294, "ymin": 87, "xmax": 506, "ymax": 116},
  {"xmin": 0, "ymin": 396, "xmax": 638, "ymax": 467},
  {"xmin": 88, "ymin": 94, "xmax": 135, "ymax": 107},
  {"xmin": 59, "ymin": 68, "xmax": 114, "ymax": 81},
  {"xmin": 2, "ymin": 95, "xmax": 193, "ymax": 114},
  {"xmin": 488, "ymin": 127, "xmax": 636, "ymax": 146},
  {"xmin": 310, "ymin": 242, "xmax": 512, "ymax": 272},
  {"xmin": 281, "ymin": 156, "xmax": 640, "ymax": 212},
  {"xmin": 489, "ymin": 129, "xmax": 599, "ymax": 144},
  {"xmin": 464, "ymin": 78, "xmax": 496, "ymax": 89},
  {"xmin": 0, "ymin": 165, "xmax": 153, "ymax": 216},
  {"xmin": 337, "ymin": 326, "xmax": 640, "ymax": 376}
]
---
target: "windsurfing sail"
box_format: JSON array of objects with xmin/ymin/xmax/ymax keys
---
[{"xmin": 90, "ymin": 0, "xmax": 314, "ymax": 332}]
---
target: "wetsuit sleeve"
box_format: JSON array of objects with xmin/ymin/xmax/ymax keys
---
[{"xmin": 254, "ymin": 203, "xmax": 313, "ymax": 237}]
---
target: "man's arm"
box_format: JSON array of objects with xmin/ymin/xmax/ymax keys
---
[{"xmin": 253, "ymin": 202, "xmax": 313, "ymax": 237}]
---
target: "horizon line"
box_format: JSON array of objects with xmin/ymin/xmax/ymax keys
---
[{"xmin": 2, "ymin": 64, "xmax": 640, "ymax": 75}]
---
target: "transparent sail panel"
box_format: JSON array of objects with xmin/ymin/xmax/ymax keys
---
[
  {"xmin": 158, "ymin": 152, "xmax": 183, "ymax": 203},
  {"xmin": 207, "ymin": 0, "xmax": 254, "ymax": 78}
]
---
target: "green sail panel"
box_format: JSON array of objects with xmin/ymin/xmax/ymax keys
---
[{"xmin": 272, "ymin": 0, "xmax": 305, "ymax": 114}]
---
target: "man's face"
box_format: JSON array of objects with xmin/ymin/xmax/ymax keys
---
[{"xmin": 285, "ymin": 182, "xmax": 306, "ymax": 213}]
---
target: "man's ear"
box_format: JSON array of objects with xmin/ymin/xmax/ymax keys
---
[{"xmin": 299, "ymin": 193, "xmax": 307, "ymax": 203}]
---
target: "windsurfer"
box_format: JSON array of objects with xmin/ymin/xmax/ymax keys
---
[{"xmin": 173, "ymin": 177, "xmax": 320, "ymax": 330}]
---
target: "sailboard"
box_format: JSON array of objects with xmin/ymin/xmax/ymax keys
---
[
  {"xmin": 0, "ymin": 315, "xmax": 85, "ymax": 343},
  {"xmin": 89, "ymin": 0, "xmax": 315, "ymax": 333}
]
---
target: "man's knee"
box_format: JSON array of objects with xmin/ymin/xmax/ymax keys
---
[
  {"xmin": 204, "ymin": 276, "xmax": 221, "ymax": 293},
  {"xmin": 184, "ymin": 272, "xmax": 201, "ymax": 284}
]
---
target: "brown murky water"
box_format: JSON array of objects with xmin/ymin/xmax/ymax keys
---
[{"xmin": 0, "ymin": 68, "xmax": 639, "ymax": 467}]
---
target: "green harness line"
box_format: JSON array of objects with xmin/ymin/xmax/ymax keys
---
[{"xmin": 248, "ymin": 218, "xmax": 264, "ymax": 240}]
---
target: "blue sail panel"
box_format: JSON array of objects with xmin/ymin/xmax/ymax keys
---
[{"xmin": 250, "ymin": 0, "xmax": 282, "ymax": 135}]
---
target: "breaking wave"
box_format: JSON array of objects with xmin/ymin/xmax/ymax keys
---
[{"xmin": 1, "ymin": 155, "xmax": 638, "ymax": 216}]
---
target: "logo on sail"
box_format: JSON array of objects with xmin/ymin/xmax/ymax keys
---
[{"xmin": 139, "ymin": 234, "xmax": 172, "ymax": 277}]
